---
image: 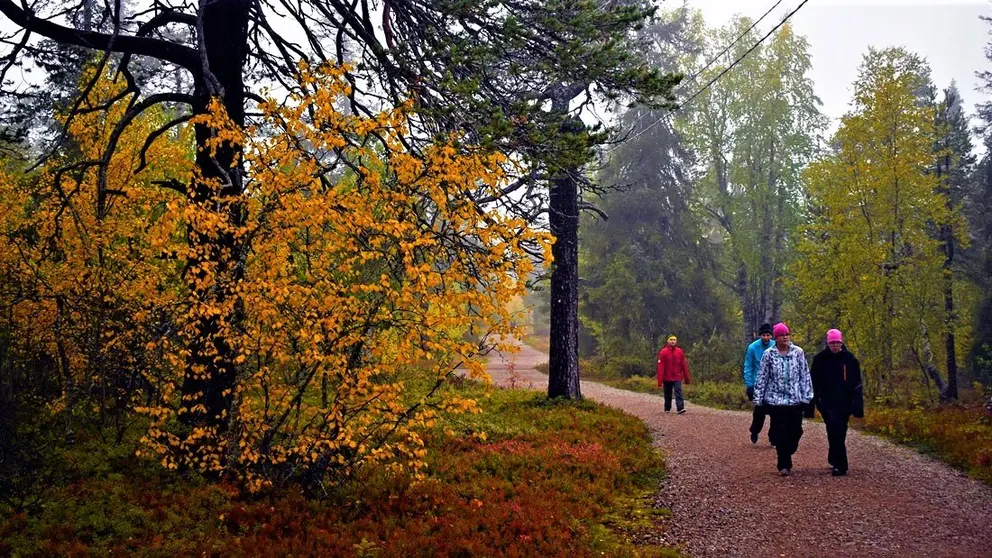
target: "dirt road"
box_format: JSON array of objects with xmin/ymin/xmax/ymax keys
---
[{"xmin": 484, "ymin": 342, "xmax": 992, "ymax": 557}]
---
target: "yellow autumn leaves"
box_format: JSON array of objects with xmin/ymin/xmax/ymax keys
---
[
  {"xmin": 0, "ymin": 62, "xmax": 551, "ymax": 491},
  {"xmin": 792, "ymin": 49, "xmax": 973, "ymax": 395}
]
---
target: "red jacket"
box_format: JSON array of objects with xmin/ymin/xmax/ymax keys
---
[{"xmin": 657, "ymin": 346, "xmax": 691, "ymax": 385}]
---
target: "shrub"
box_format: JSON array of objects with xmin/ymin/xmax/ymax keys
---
[
  {"xmin": 683, "ymin": 382, "xmax": 751, "ymax": 411},
  {"xmin": 603, "ymin": 355, "xmax": 655, "ymax": 379},
  {"xmin": 1, "ymin": 66, "xmax": 549, "ymax": 493},
  {"xmin": 683, "ymin": 331, "xmax": 741, "ymax": 384},
  {"xmin": 862, "ymin": 403, "xmax": 992, "ymax": 485},
  {"xmin": 0, "ymin": 381, "xmax": 678, "ymax": 556}
]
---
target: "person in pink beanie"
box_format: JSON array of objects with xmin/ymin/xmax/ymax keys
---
[
  {"xmin": 811, "ymin": 328, "xmax": 864, "ymax": 476},
  {"xmin": 754, "ymin": 322, "xmax": 813, "ymax": 476}
]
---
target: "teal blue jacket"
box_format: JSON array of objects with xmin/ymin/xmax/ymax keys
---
[{"xmin": 743, "ymin": 338, "xmax": 773, "ymax": 388}]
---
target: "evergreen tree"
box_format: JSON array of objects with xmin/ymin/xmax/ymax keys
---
[
  {"xmin": 934, "ymin": 83, "xmax": 976, "ymax": 400},
  {"xmin": 580, "ymin": 9, "xmax": 733, "ymax": 373}
]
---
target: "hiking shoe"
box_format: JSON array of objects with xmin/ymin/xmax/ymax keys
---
[
  {"xmin": 779, "ymin": 469, "xmax": 791, "ymax": 477},
  {"xmin": 677, "ymin": 409, "xmax": 686, "ymax": 415},
  {"xmin": 831, "ymin": 468, "xmax": 847, "ymax": 477},
  {"xmin": 750, "ymin": 431, "xmax": 758, "ymax": 444}
]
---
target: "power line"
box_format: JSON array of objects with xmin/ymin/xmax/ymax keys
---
[
  {"xmin": 607, "ymin": 0, "xmax": 811, "ymax": 152},
  {"xmin": 605, "ymin": 0, "xmax": 786, "ymax": 146},
  {"xmin": 683, "ymin": 0, "xmax": 784, "ymax": 86}
]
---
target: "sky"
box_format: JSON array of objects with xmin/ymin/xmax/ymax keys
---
[{"xmin": 683, "ymin": 0, "xmax": 992, "ymax": 135}]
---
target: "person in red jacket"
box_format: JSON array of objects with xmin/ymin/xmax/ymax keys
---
[{"xmin": 657, "ymin": 335, "xmax": 691, "ymax": 414}]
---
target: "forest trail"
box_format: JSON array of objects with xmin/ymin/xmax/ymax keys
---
[{"xmin": 484, "ymin": 341, "xmax": 992, "ymax": 557}]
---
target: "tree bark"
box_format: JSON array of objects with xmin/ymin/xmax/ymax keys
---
[
  {"xmin": 738, "ymin": 263, "xmax": 752, "ymax": 345},
  {"xmin": 547, "ymin": 115, "xmax": 583, "ymax": 400},
  {"xmin": 917, "ymin": 322, "xmax": 946, "ymax": 395},
  {"xmin": 177, "ymin": 0, "xmax": 250, "ymax": 433},
  {"xmin": 940, "ymin": 192, "xmax": 959, "ymax": 400}
]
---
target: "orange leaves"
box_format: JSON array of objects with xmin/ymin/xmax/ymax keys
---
[
  {"xmin": 182, "ymin": 63, "xmax": 549, "ymax": 492},
  {"xmin": 2, "ymin": 61, "xmax": 547, "ymax": 493}
]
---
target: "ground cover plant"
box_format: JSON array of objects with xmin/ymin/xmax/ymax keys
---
[{"xmin": 0, "ymin": 380, "xmax": 679, "ymax": 556}]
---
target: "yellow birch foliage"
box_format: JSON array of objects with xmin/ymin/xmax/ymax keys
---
[
  {"xmin": 791, "ymin": 48, "xmax": 969, "ymax": 395},
  {"xmin": 0, "ymin": 67, "xmax": 192, "ymax": 438}
]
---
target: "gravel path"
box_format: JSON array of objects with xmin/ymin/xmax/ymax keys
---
[{"xmin": 484, "ymin": 342, "xmax": 992, "ymax": 557}]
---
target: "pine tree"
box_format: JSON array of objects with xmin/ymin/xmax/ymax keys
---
[{"xmin": 934, "ymin": 83, "xmax": 976, "ymax": 400}]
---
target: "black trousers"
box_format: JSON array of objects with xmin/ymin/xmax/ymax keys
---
[
  {"xmin": 747, "ymin": 388, "xmax": 777, "ymax": 444},
  {"xmin": 663, "ymin": 381, "xmax": 684, "ymax": 412},
  {"xmin": 767, "ymin": 405, "xmax": 805, "ymax": 470},
  {"xmin": 750, "ymin": 404, "xmax": 779, "ymax": 443},
  {"xmin": 821, "ymin": 406, "xmax": 851, "ymax": 472}
]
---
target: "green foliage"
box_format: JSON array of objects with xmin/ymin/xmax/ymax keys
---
[
  {"xmin": 602, "ymin": 355, "xmax": 655, "ymax": 380},
  {"xmin": 683, "ymin": 331, "xmax": 742, "ymax": 384},
  {"xmin": 580, "ymin": 11, "xmax": 735, "ymax": 366},
  {"xmin": 678, "ymin": 16, "xmax": 827, "ymax": 339},
  {"xmin": 0, "ymin": 382, "xmax": 676, "ymax": 556}
]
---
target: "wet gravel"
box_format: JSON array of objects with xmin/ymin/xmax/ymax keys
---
[{"xmin": 485, "ymin": 343, "xmax": 992, "ymax": 557}]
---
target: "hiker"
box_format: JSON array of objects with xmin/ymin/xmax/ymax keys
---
[
  {"xmin": 657, "ymin": 335, "xmax": 691, "ymax": 414},
  {"xmin": 811, "ymin": 328, "xmax": 864, "ymax": 476},
  {"xmin": 753, "ymin": 322, "xmax": 813, "ymax": 476},
  {"xmin": 744, "ymin": 323, "xmax": 776, "ymax": 445}
]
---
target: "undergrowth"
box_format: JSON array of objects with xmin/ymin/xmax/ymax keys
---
[{"xmin": 0, "ymin": 380, "xmax": 681, "ymax": 556}]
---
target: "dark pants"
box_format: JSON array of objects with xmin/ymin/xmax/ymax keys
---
[
  {"xmin": 747, "ymin": 388, "xmax": 777, "ymax": 444},
  {"xmin": 750, "ymin": 404, "xmax": 778, "ymax": 444},
  {"xmin": 663, "ymin": 381, "xmax": 684, "ymax": 412},
  {"xmin": 821, "ymin": 406, "xmax": 851, "ymax": 472},
  {"xmin": 767, "ymin": 405, "xmax": 805, "ymax": 470}
]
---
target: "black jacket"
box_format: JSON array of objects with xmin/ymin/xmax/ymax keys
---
[{"xmin": 810, "ymin": 345, "xmax": 864, "ymax": 418}]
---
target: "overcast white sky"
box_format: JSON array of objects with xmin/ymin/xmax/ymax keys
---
[{"xmin": 682, "ymin": 0, "xmax": 992, "ymax": 134}]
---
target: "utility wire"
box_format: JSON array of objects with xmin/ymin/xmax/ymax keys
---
[
  {"xmin": 682, "ymin": 0, "xmax": 783, "ymax": 85},
  {"xmin": 606, "ymin": 0, "xmax": 811, "ymax": 152}
]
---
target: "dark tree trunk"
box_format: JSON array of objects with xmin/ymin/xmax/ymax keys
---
[
  {"xmin": 916, "ymin": 322, "xmax": 946, "ymax": 395},
  {"xmin": 940, "ymin": 171, "xmax": 959, "ymax": 401},
  {"xmin": 178, "ymin": 0, "xmax": 250, "ymax": 433},
  {"xmin": 882, "ymin": 268, "xmax": 895, "ymax": 396},
  {"xmin": 547, "ymin": 116, "xmax": 583, "ymax": 400},
  {"xmin": 738, "ymin": 263, "xmax": 752, "ymax": 345}
]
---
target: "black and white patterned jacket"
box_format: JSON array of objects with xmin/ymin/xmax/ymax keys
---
[{"xmin": 754, "ymin": 343, "xmax": 813, "ymax": 407}]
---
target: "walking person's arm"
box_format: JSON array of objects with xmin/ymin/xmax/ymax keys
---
[
  {"xmin": 798, "ymin": 350, "xmax": 815, "ymax": 417},
  {"xmin": 810, "ymin": 355, "xmax": 822, "ymax": 413},
  {"xmin": 682, "ymin": 351, "xmax": 691, "ymax": 385},
  {"xmin": 743, "ymin": 346, "xmax": 756, "ymax": 390},
  {"xmin": 656, "ymin": 350, "xmax": 664, "ymax": 387},
  {"xmin": 850, "ymin": 356, "xmax": 864, "ymax": 418}
]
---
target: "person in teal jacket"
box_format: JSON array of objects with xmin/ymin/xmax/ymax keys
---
[{"xmin": 744, "ymin": 323, "xmax": 776, "ymax": 445}]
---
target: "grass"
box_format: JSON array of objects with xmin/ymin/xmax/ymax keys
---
[
  {"xmin": 523, "ymin": 333, "xmax": 550, "ymax": 353},
  {"xmin": 0, "ymin": 379, "xmax": 682, "ymax": 556},
  {"xmin": 594, "ymin": 376, "xmax": 752, "ymax": 412}
]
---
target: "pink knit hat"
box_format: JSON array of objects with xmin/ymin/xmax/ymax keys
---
[
  {"xmin": 772, "ymin": 322, "xmax": 789, "ymax": 338},
  {"xmin": 827, "ymin": 329, "xmax": 843, "ymax": 343}
]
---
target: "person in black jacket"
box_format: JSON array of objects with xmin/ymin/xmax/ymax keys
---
[{"xmin": 810, "ymin": 328, "xmax": 864, "ymax": 476}]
